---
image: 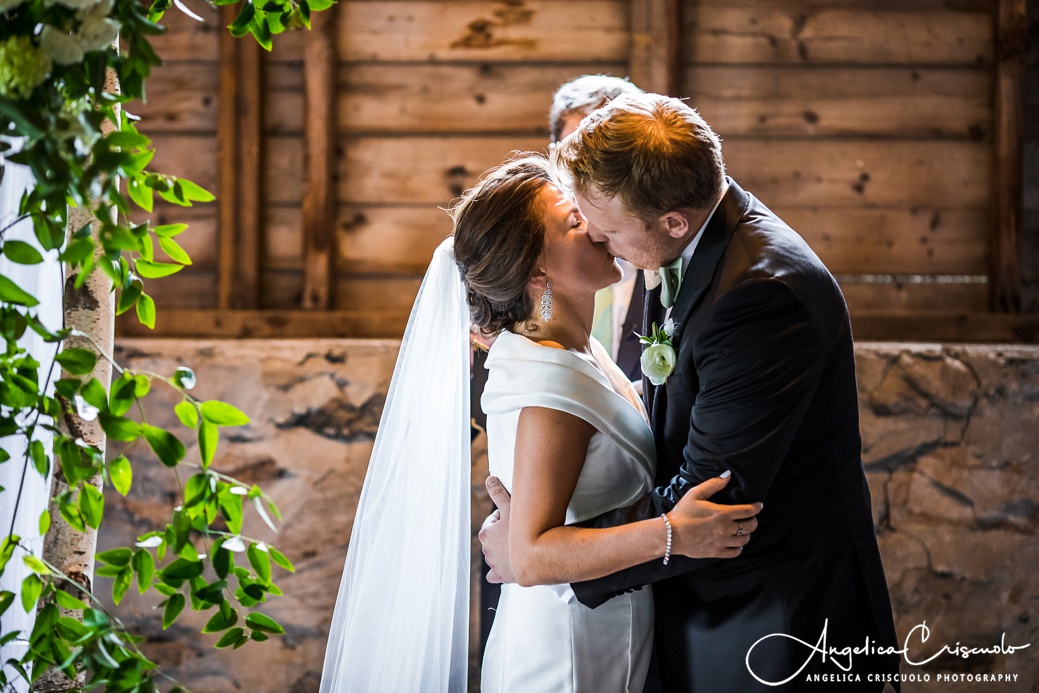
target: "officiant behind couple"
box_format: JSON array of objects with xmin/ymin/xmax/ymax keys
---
[{"xmin": 320, "ymin": 92, "xmax": 898, "ymax": 693}]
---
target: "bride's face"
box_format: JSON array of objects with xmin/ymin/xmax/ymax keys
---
[{"xmin": 538, "ymin": 184, "xmax": 621, "ymax": 296}]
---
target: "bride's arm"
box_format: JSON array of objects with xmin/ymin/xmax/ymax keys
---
[{"xmin": 509, "ymin": 406, "xmax": 757, "ymax": 587}]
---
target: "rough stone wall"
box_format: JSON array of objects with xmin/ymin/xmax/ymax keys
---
[{"xmin": 98, "ymin": 340, "xmax": 1039, "ymax": 692}]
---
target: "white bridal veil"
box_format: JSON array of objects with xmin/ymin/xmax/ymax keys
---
[{"xmin": 320, "ymin": 237, "xmax": 472, "ymax": 692}]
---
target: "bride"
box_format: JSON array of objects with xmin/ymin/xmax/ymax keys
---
[{"xmin": 319, "ymin": 154, "xmax": 761, "ymax": 692}]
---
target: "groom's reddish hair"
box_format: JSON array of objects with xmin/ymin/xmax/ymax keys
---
[{"xmin": 552, "ymin": 93, "xmax": 725, "ymax": 226}]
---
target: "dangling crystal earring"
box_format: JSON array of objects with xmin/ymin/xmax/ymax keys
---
[{"xmin": 540, "ymin": 280, "xmax": 553, "ymax": 322}]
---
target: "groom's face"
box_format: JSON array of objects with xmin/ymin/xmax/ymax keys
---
[{"xmin": 575, "ymin": 188, "xmax": 669, "ymax": 271}]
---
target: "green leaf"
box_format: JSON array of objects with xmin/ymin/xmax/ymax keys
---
[
  {"xmin": 200, "ymin": 401, "xmax": 250, "ymax": 427},
  {"xmin": 132, "ymin": 549, "xmax": 154, "ymax": 593},
  {"xmin": 214, "ymin": 627, "xmax": 245, "ymax": 649},
  {"xmin": 22, "ymin": 555, "xmax": 50, "ymax": 576},
  {"xmin": 55, "ymin": 615, "xmax": 89, "ymax": 641},
  {"xmin": 127, "ymin": 176, "xmax": 154, "ymax": 212},
  {"xmin": 79, "ymin": 377, "xmax": 109, "ymax": 412},
  {"xmin": 135, "ymin": 259, "xmax": 184, "ymax": 279},
  {"xmin": 0, "ymin": 591, "xmax": 12, "ymax": 622},
  {"xmin": 183, "ymin": 473, "xmax": 210, "ymax": 509},
  {"xmin": 244, "ymin": 611, "xmax": 284, "ymax": 634},
  {"xmin": 0, "ymin": 96, "xmax": 45, "ymax": 139},
  {"xmin": 112, "ymin": 566, "xmax": 132, "ymax": 605},
  {"xmin": 162, "ymin": 593, "xmax": 185, "ymax": 629},
  {"xmin": 269, "ymin": 548, "xmax": 295, "ymax": 573},
  {"xmin": 107, "ymin": 131, "xmax": 151, "ymax": 150},
  {"xmin": 38, "ymin": 510, "xmax": 50, "ymax": 536},
  {"xmin": 0, "ymin": 536, "xmax": 17, "ymax": 576},
  {"xmin": 178, "ymin": 179, "xmax": 215, "ymax": 203},
  {"xmin": 136, "ymin": 292, "xmax": 156, "ymax": 329},
  {"xmin": 55, "ymin": 348, "xmax": 97, "ymax": 376},
  {"xmin": 99, "ymin": 413, "xmax": 141, "ymax": 442},
  {"xmin": 54, "ymin": 590, "xmax": 87, "ymax": 611},
  {"xmin": 96, "ymin": 548, "xmax": 133, "ymax": 567},
  {"xmin": 202, "ymin": 602, "xmax": 238, "ymax": 633},
  {"xmin": 160, "ymin": 557, "xmax": 203, "ymax": 582},
  {"xmin": 228, "ymin": 2, "xmax": 255, "ymax": 36},
  {"xmin": 108, "ymin": 455, "xmax": 132, "ymax": 496},
  {"xmin": 158, "ymin": 236, "xmax": 192, "ymax": 265},
  {"xmin": 213, "ymin": 544, "xmax": 232, "ymax": 580},
  {"xmin": 247, "ymin": 543, "xmax": 271, "ymax": 584},
  {"xmin": 29, "ymin": 439, "xmax": 48, "ymax": 478},
  {"xmin": 153, "ymin": 223, "xmax": 187, "ymax": 238},
  {"xmin": 58, "ymin": 502, "xmax": 86, "ymax": 533},
  {"xmin": 20, "ymin": 574, "xmax": 42, "ymax": 613},
  {"xmin": 116, "ymin": 277, "xmax": 144, "ymax": 316},
  {"xmin": 78, "ymin": 485, "xmax": 104, "ymax": 529},
  {"xmin": 54, "ymin": 378, "xmax": 82, "ymax": 399},
  {"xmin": 60, "ymin": 238, "xmax": 94, "ymax": 266},
  {"xmin": 0, "ymin": 275, "xmax": 39, "ymax": 307},
  {"xmin": 174, "ymin": 400, "xmax": 199, "ymax": 429},
  {"xmin": 199, "ymin": 420, "xmax": 218, "ymax": 467},
  {"xmin": 109, "ymin": 373, "xmax": 139, "ymax": 416},
  {"xmin": 2, "ymin": 240, "xmax": 44, "ymax": 265},
  {"xmin": 142, "ymin": 424, "xmax": 186, "ymax": 467}
]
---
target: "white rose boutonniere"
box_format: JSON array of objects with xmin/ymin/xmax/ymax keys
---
[{"xmin": 638, "ymin": 319, "xmax": 677, "ymax": 386}]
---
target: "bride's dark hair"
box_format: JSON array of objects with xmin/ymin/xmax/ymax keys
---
[{"xmin": 451, "ymin": 153, "xmax": 553, "ymax": 335}]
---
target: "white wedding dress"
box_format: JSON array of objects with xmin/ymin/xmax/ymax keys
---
[{"xmin": 480, "ymin": 330, "xmax": 657, "ymax": 693}]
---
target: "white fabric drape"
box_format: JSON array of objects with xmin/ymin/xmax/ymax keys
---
[
  {"xmin": 0, "ymin": 144, "xmax": 62, "ymax": 690},
  {"xmin": 320, "ymin": 236, "xmax": 472, "ymax": 692}
]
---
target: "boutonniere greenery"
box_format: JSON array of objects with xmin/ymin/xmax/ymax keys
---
[{"xmin": 638, "ymin": 319, "xmax": 677, "ymax": 386}]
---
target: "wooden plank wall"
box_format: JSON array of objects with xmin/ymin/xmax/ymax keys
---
[
  {"xmin": 1024, "ymin": 0, "xmax": 1039, "ymax": 312},
  {"xmin": 257, "ymin": 0, "xmax": 629, "ymax": 328},
  {"xmin": 678, "ymin": 0, "xmax": 994, "ymax": 315},
  {"xmin": 132, "ymin": 5, "xmax": 222, "ymax": 310},
  {"xmin": 128, "ymin": 0, "xmax": 1028, "ymax": 338}
]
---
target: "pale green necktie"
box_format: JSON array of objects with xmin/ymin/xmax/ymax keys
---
[{"xmin": 657, "ymin": 256, "xmax": 683, "ymax": 309}]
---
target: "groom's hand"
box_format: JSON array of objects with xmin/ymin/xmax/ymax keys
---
[
  {"xmin": 669, "ymin": 473, "xmax": 763, "ymax": 559},
  {"xmin": 479, "ymin": 476, "xmax": 515, "ymax": 584}
]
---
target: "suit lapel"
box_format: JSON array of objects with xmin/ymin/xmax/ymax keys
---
[{"xmin": 667, "ymin": 178, "xmax": 750, "ymax": 347}]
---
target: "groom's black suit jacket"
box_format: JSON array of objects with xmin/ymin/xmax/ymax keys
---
[{"xmin": 572, "ymin": 179, "xmax": 899, "ymax": 692}]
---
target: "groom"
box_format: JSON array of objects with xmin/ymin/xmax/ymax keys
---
[{"xmin": 481, "ymin": 93, "xmax": 900, "ymax": 691}]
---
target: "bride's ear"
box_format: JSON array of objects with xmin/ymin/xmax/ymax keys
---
[{"xmin": 528, "ymin": 267, "xmax": 548, "ymax": 294}]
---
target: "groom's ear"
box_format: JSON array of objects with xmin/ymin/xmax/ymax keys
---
[{"xmin": 660, "ymin": 211, "xmax": 690, "ymax": 239}]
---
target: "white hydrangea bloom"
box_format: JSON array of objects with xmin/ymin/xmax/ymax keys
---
[
  {"xmin": 46, "ymin": 0, "xmax": 103, "ymax": 10},
  {"xmin": 39, "ymin": 25, "xmax": 85, "ymax": 66},
  {"xmin": 78, "ymin": 0, "xmax": 114, "ymax": 22},
  {"xmin": 78, "ymin": 17, "xmax": 119, "ymax": 52}
]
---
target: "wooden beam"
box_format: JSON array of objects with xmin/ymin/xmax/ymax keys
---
[
  {"xmin": 629, "ymin": 0, "xmax": 681, "ymax": 94},
  {"xmin": 301, "ymin": 7, "xmax": 337, "ymax": 309},
  {"xmin": 117, "ymin": 309, "xmax": 411, "ymax": 339},
  {"xmin": 991, "ymin": 0, "xmax": 1026, "ymax": 312},
  {"xmin": 117, "ymin": 310, "xmax": 1039, "ymax": 343},
  {"xmin": 217, "ymin": 14, "xmax": 263, "ymax": 309}
]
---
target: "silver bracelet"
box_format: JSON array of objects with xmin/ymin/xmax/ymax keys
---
[{"xmin": 661, "ymin": 513, "xmax": 672, "ymax": 566}]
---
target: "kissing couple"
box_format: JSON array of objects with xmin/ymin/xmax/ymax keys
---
[{"xmin": 320, "ymin": 92, "xmax": 900, "ymax": 692}]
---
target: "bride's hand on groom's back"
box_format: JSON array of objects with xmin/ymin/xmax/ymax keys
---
[
  {"xmin": 480, "ymin": 476, "xmax": 514, "ymax": 584},
  {"xmin": 669, "ymin": 473, "xmax": 762, "ymax": 559}
]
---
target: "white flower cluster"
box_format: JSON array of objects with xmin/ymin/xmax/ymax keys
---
[{"xmin": 37, "ymin": 0, "xmax": 121, "ymax": 66}]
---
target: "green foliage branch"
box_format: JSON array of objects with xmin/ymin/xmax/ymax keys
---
[{"xmin": 0, "ymin": 0, "xmax": 328, "ymax": 688}]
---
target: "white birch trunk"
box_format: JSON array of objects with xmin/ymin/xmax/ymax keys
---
[{"xmin": 37, "ymin": 63, "xmax": 120, "ymax": 693}]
